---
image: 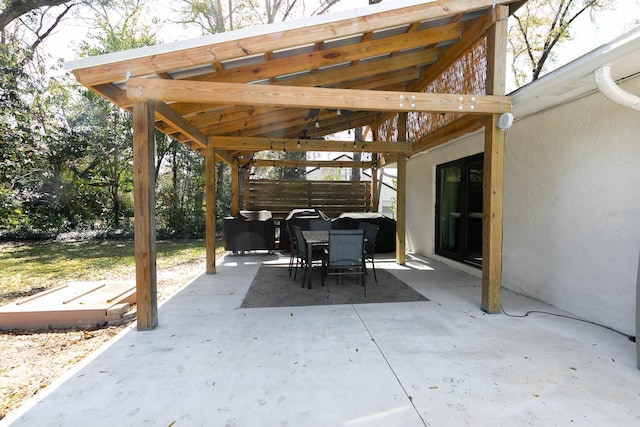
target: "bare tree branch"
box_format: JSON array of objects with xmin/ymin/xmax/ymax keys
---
[
  {"xmin": 313, "ymin": 0, "xmax": 342, "ymax": 16},
  {"xmin": 0, "ymin": 0, "xmax": 72, "ymax": 32},
  {"xmin": 510, "ymin": 0, "xmax": 614, "ymax": 84},
  {"xmin": 27, "ymin": 3, "xmax": 74, "ymax": 52}
]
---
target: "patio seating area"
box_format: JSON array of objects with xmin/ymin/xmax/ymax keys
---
[{"xmin": 4, "ymin": 252, "xmax": 638, "ymax": 426}]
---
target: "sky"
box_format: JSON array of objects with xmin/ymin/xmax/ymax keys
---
[{"xmin": 552, "ymin": 1, "xmax": 640, "ymax": 65}]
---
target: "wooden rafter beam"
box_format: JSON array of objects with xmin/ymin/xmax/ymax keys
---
[
  {"xmin": 164, "ymin": 50, "xmax": 433, "ymax": 116},
  {"xmin": 72, "ymin": 0, "xmax": 513, "ymax": 87},
  {"xmin": 208, "ymin": 136, "xmax": 410, "ymax": 154},
  {"xmin": 139, "ymin": 46, "xmax": 433, "ymax": 117},
  {"xmin": 92, "ymin": 83, "xmax": 131, "ymax": 108},
  {"xmin": 154, "ymin": 101, "xmax": 207, "ymax": 150},
  {"xmin": 200, "ymin": 108, "xmax": 375, "ymax": 140},
  {"xmin": 179, "ymin": 68, "xmax": 423, "ymax": 124},
  {"xmin": 172, "ymin": 102, "xmax": 239, "ymax": 118},
  {"xmin": 189, "ymin": 23, "xmax": 461, "ymax": 86},
  {"xmin": 347, "ymin": 69, "xmax": 421, "ymax": 91},
  {"xmin": 154, "ymin": 101, "xmax": 232, "ymax": 163},
  {"xmin": 88, "ymin": 86, "xmax": 236, "ymax": 162},
  {"xmin": 412, "ymin": 14, "xmax": 496, "ymax": 92},
  {"xmin": 99, "ymin": 43, "xmax": 436, "ymax": 112},
  {"xmin": 174, "ymin": 68, "xmax": 421, "ymax": 135},
  {"xmin": 197, "ymin": 106, "xmax": 295, "ymax": 135},
  {"xmin": 301, "ymin": 113, "xmax": 379, "ymax": 140},
  {"xmin": 127, "ymin": 79, "xmax": 511, "ymax": 115},
  {"xmin": 350, "ymin": 31, "xmax": 374, "ymax": 66},
  {"xmin": 185, "ymin": 104, "xmax": 259, "ymax": 125},
  {"xmin": 226, "ymin": 111, "xmax": 375, "ymax": 141},
  {"xmin": 155, "ymin": 101, "xmax": 232, "ymax": 163},
  {"xmin": 371, "ymin": 10, "xmax": 497, "ymax": 129}
]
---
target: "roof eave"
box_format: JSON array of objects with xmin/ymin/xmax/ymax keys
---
[{"xmin": 511, "ymin": 26, "xmax": 640, "ymax": 118}]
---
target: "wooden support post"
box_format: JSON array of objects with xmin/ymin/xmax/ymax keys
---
[
  {"xmin": 396, "ymin": 112, "xmax": 407, "ymax": 265},
  {"xmin": 132, "ymin": 100, "xmax": 158, "ymax": 330},
  {"xmin": 396, "ymin": 155, "xmax": 407, "ymax": 265},
  {"xmin": 205, "ymin": 146, "xmax": 217, "ymax": 274},
  {"xmin": 371, "ymin": 155, "xmax": 378, "ymax": 212},
  {"xmin": 481, "ymin": 115, "xmax": 504, "ymax": 313},
  {"xmin": 481, "ymin": 5, "xmax": 508, "ymax": 313},
  {"xmin": 231, "ymin": 158, "xmax": 239, "ymax": 217}
]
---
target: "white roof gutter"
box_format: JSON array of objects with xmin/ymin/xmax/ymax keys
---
[
  {"xmin": 511, "ymin": 26, "xmax": 640, "ymax": 118},
  {"xmin": 595, "ymin": 65, "xmax": 640, "ymax": 111}
]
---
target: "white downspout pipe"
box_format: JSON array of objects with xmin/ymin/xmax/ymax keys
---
[{"xmin": 595, "ymin": 65, "xmax": 640, "ymax": 111}]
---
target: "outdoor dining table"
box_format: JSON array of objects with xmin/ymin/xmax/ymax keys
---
[
  {"xmin": 301, "ymin": 230, "xmax": 328, "ymax": 289},
  {"xmin": 300, "ymin": 229, "xmax": 367, "ymax": 289}
]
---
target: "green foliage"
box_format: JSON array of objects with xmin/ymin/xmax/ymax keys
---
[
  {"xmin": 178, "ymin": 0, "xmax": 233, "ymax": 33},
  {"xmin": 320, "ymin": 168, "xmax": 342, "ymax": 181},
  {"xmin": 156, "ymin": 143, "xmax": 207, "ymax": 237},
  {"xmin": 215, "ymin": 161, "xmax": 231, "ymax": 227},
  {"xmin": 79, "ymin": 0, "xmax": 158, "ymax": 56},
  {"xmin": 0, "ymin": 1, "xmax": 155, "ymax": 233},
  {"xmin": 0, "ymin": 44, "xmax": 31, "ymax": 194},
  {"xmin": 253, "ymin": 150, "xmax": 307, "ymax": 180},
  {"xmin": 0, "ymin": 0, "xmax": 355, "ymax": 237},
  {"xmin": 0, "ymin": 185, "xmax": 28, "ymax": 229},
  {"xmin": 1, "ymin": 42, "xmax": 100, "ymax": 231}
]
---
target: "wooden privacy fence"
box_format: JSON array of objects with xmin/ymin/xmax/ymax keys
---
[{"xmin": 243, "ymin": 179, "xmax": 372, "ymax": 219}]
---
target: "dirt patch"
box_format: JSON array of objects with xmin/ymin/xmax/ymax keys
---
[{"xmin": 0, "ymin": 258, "xmax": 206, "ymax": 421}]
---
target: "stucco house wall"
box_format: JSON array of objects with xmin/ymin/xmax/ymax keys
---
[
  {"xmin": 406, "ymin": 133, "xmax": 483, "ymax": 272},
  {"xmin": 406, "ymin": 75, "xmax": 640, "ymax": 335}
]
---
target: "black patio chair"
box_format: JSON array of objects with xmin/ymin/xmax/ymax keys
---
[
  {"xmin": 293, "ymin": 225, "xmax": 324, "ymax": 286},
  {"xmin": 322, "ymin": 229, "xmax": 366, "ymax": 297},
  {"xmin": 358, "ymin": 222, "xmax": 379, "ymax": 282},
  {"xmin": 286, "ymin": 223, "xmax": 299, "ymax": 278}
]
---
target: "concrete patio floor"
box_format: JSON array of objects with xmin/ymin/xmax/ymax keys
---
[{"xmin": 3, "ymin": 252, "xmax": 639, "ymax": 426}]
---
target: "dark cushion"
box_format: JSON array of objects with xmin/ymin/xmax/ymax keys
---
[{"xmin": 224, "ymin": 211, "xmax": 275, "ymax": 252}]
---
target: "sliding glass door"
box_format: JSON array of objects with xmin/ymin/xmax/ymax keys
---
[{"xmin": 435, "ymin": 153, "xmax": 483, "ymax": 267}]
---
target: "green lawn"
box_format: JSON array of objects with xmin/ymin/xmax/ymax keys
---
[{"xmin": 0, "ymin": 239, "xmax": 224, "ymax": 304}]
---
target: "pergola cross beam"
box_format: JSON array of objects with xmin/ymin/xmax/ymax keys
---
[
  {"xmin": 209, "ymin": 136, "xmax": 410, "ymax": 154},
  {"xmin": 240, "ymin": 158, "xmax": 374, "ymax": 169},
  {"xmin": 127, "ymin": 78, "xmax": 511, "ymax": 115}
]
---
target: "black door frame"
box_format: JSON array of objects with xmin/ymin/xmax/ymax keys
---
[{"xmin": 434, "ymin": 152, "xmax": 484, "ymax": 267}]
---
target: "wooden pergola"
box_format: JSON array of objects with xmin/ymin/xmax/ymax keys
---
[{"xmin": 66, "ymin": 0, "xmax": 525, "ymax": 330}]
